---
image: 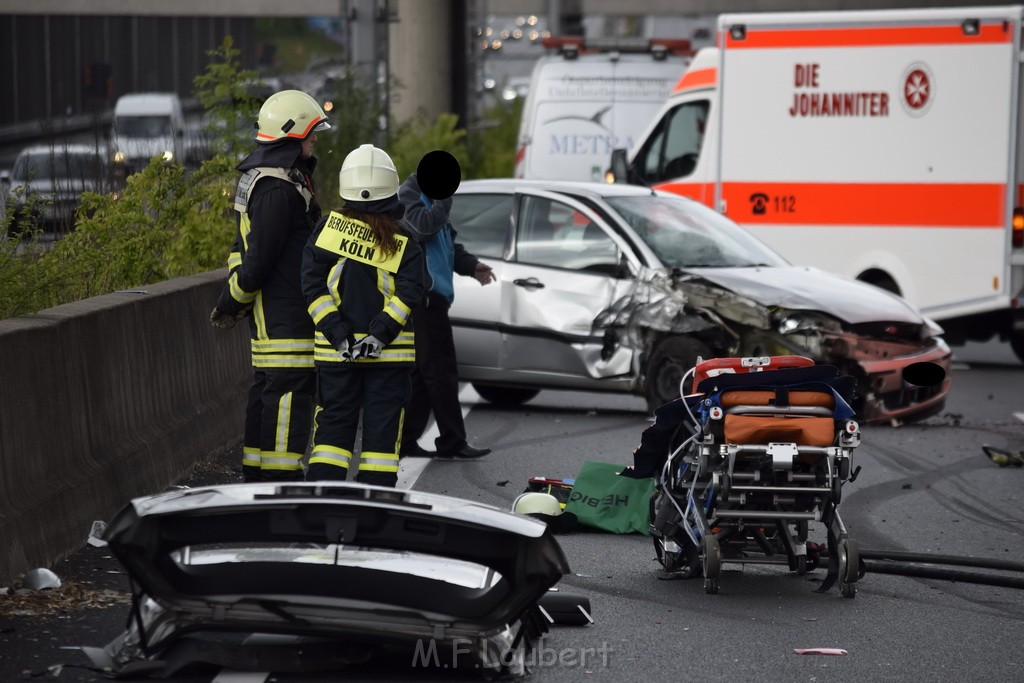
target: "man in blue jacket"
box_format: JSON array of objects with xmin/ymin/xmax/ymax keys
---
[{"xmin": 398, "ymin": 151, "xmax": 495, "ymax": 460}]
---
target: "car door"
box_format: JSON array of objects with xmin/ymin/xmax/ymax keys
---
[
  {"xmin": 500, "ymin": 191, "xmax": 636, "ymax": 379},
  {"xmin": 448, "ymin": 192, "xmax": 513, "ymax": 369}
]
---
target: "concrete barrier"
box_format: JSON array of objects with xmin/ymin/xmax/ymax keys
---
[{"xmin": 0, "ymin": 269, "xmax": 250, "ymax": 585}]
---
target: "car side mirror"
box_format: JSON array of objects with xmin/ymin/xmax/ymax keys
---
[{"xmin": 608, "ymin": 148, "xmax": 629, "ymax": 184}]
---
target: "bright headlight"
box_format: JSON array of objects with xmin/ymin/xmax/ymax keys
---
[
  {"xmin": 162, "ymin": 150, "xmax": 174, "ymax": 162},
  {"xmin": 113, "ymin": 151, "xmax": 126, "ymax": 164},
  {"xmin": 775, "ymin": 311, "xmax": 842, "ymax": 335}
]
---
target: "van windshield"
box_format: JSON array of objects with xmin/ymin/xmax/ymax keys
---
[{"xmin": 115, "ymin": 116, "xmax": 172, "ymax": 137}]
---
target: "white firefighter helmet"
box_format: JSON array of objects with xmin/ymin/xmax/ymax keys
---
[
  {"xmin": 255, "ymin": 89, "xmax": 331, "ymax": 143},
  {"xmin": 339, "ymin": 143, "xmax": 400, "ymax": 201},
  {"xmin": 512, "ymin": 492, "xmax": 563, "ymax": 517}
]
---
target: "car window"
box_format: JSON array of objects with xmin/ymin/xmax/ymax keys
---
[
  {"xmin": 516, "ymin": 196, "xmax": 621, "ymax": 275},
  {"xmin": 606, "ymin": 195, "xmax": 789, "ymax": 268},
  {"xmin": 636, "ymin": 100, "xmax": 709, "ymax": 183},
  {"xmin": 449, "ymin": 193, "xmax": 512, "ymax": 258}
]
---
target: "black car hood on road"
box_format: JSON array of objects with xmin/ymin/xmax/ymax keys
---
[
  {"xmin": 81, "ymin": 482, "xmax": 570, "ymax": 678},
  {"xmin": 684, "ymin": 265, "xmax": 925, "ymax": 325}
]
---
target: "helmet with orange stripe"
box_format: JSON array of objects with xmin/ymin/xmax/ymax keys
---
[{"xmin": 254, "ymin": 90, "xmax": 331, "ymax": 143}]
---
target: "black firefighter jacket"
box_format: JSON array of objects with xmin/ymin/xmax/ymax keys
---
[
  {"xmin": 301, "ymin": 211, "xmax": 424, "ymax": 366},
  {"xmin": 217, "ymin": 140, "xmax": 321, "ymax": 371}
]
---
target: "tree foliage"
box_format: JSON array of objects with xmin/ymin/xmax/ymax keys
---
[{"xmin": 0, "ymin": 35, "xmax": 524, "ymax": 321}]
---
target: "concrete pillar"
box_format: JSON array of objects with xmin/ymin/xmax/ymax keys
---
[{"xmin": 389, "ymin": 0, "xmax": 453, "ymax": 125}]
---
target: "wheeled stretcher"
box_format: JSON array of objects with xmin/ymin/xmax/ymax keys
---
[{"xmin": 647, "ymin": 355, "xmax": 863, "ymax": 596}]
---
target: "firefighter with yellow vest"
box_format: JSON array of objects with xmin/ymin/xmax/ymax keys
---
[
  {"xmin": 210, "ymin": 90, "xmax": 329, "ymax": 482},
  {"xmin": 301, "ymin": 144, "xmax": 424, "ymax": 486}
]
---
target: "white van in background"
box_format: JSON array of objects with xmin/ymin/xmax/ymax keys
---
[
  {"xmin": 514, "ymin": 37, "xmax": 691, "ymax": 182},
  {"xmin": 111, "ymin": 92, "xmax": 186, "ymax": 174}
]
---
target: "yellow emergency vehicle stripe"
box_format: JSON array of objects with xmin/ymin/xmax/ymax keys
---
[
  {"xmin": 253, "ymin": 292, "xmax": 268, "ymax": 340},
  {"xmin": 227, "ymin": 271, "xmax": 258, "ymax": 305},
  {"xmin": 308, "ymin": 295, "xmax": 337, "ymax": 325},
  {"xmin": 259, "ymin": 450, "xmax": 304, "ymax": 471},
  {"xmin": 251, "ymin": 338, "xmax": 315, "ymax": 353},
  {"xmin": 309, "ymin": 444, "xmax": 353, "ymax": 468},
  {"xmin": 358, "ymin": 451, "xmax": 399, "ymax": 473},
  {"xmin": 242, "ymin": 446, "xmax": 261, "ymax": 468},
  {"xmin": 384, "ymin": 297, "xmax": 411, "ymax": 325},
  {"xmin": 239, "ymin": 213, "xmax": 252, "ymax": 251},
  {"xmin": 252, "ymin": 354, "xmax": 315, "ymax": 369}
]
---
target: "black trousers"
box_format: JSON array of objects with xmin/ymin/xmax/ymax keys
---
[
  {"xmin": 243, "ymin": 369, "xmax": 315, "ymax": 482},
  {"xmin": 401, "ymin": 293, "xmax": 468, "ymax": 455},
  {"xmin": 307, "ymin": 363, "xmax": 409, "ymax": 487}
]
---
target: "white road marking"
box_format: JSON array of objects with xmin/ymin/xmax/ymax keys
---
[{"xmin": 396, "ymin": 384, "xmax": 477, "ymax": 490}]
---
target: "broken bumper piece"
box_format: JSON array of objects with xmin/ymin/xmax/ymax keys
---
[{"xmin": 81, "ymin": 482, "xmax": 571, "ymax": 678}]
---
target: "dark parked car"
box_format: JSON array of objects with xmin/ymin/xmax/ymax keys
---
[{"xmin": 448, "ymin": 179, "xmax": 952, "ymax": 423}]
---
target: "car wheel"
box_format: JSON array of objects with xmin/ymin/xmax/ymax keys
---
[
  {"xmin": 472, "ymin": 383, "xmax": 540, "ymax": 406},
  {"xmin": 1010, "ymin": 329, "xmax": 1024, "ymax": 365},
  {"xmin": 645, "ymin": 337, "xmax": 711, "ymax": 412}
]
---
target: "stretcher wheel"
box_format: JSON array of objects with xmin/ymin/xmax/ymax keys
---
[
  {"xmin": 838, "ymin": 538, "xmax": 859, "ymax": 599},
  {"xmin": 702, "ymin": 535, "xmax": 721, "ymax": 594},
  {"xmin": 831, "ymin": 475, "xmax": 842, "ymax": 506}
]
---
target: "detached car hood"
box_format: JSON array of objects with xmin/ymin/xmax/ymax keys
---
[
  {"xmin": 685, "ymin": 266, "xmax": 924, "ymax": 325},
  {"xmin": 86, "ymin": 483, "xmax": 570, "ymax": 677}
]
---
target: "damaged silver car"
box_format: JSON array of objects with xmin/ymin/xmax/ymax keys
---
[
  {"xmin": 76, "ymin": 483, "xmax": 569, "ymax": 678},
  {"xmin": 449, "ymin": 179, "xmax": 952, "ymax": 423}
]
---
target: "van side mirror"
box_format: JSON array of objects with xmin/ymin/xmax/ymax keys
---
[{"xmin": 609, "ymin": 148, "xmax": 629, "ymax": 184}]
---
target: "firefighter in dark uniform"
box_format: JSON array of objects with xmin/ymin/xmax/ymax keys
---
[
  {"xmin": 210, "ymin": 89, "xmax": 330, "ymax": 482},
  {"xmin": 301, "ymin": 144, "xmax": 424, "ymax": 487}
]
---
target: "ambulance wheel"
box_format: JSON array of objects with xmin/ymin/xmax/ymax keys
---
[
  {"xmin": 472, "ymin": 384, "xmax": 540, "ymax": 406},
  {"xmin": 645, "ymin": 336, "xmax": 711, "ymax": 412},
  {"xmin": 702, "ymin": 535, "xmax": 721, "ymax": 593}
]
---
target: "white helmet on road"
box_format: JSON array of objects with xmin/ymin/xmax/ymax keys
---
[
  {"xmin": 339, "ymin": 144, "xmax": 400, "ymax": 202},
  {"xmin": 512, "ymin": 492, "xmax": 563, "ymax": 517},
  {"xmin": 255, "ymin": 89, "xmax": 330, "ymax": 143}
]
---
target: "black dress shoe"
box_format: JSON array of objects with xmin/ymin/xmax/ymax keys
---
[
  {"xmin": 400, "ymin": 444, "xmax": 437, "ymax": 459},
  {"xmin": 438, "ymin": 445, "xmax": 491, "ymax": 460}
]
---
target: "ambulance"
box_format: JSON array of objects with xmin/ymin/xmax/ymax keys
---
[
  {"xmin": 515, "ymin": 36, "xmax": 690, "ymax": 182},
  {"xmin": 610, "ymin": 6, "xmax": 1024, "ymax": 362}
]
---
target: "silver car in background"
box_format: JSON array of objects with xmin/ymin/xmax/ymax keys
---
[
  {"xmin": 449, "ymin": 179, "xmax": 952, "ymax": 423},
  {"xmin": 4, "ymin": 143, "xmax": 109, "ymax": 235}
]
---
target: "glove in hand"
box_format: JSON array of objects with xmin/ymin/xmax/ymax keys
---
[
  {"xmin": 337, "ymin": 338, "xmax": 353, "ymax": 361},
  {"xmin": 352, "ymin": 335, "xmax": 384, "ymax": 359},
  {"xmin": 210, "ymin": 306, "xmax": 235, "ymax": 330}
]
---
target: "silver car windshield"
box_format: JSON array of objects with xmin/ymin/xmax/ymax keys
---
[{"xmin": 605, "ymin": 195, "xmax": 789, "ymax": 268}]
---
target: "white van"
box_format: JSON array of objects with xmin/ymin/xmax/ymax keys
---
[
  {"xmin": 514, "ymin": 37, "xmax": 690, "ymax": 182},
  {"xmin": 111, "ymin": 92, "xmax": 186, "ymax": 174}
]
